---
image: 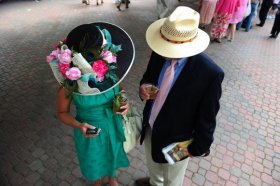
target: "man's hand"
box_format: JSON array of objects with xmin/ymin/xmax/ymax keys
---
[
  {"xmin": 139, "ymin": 84, "xmax": 150, "ymax": 101},
  {"xmin": 179, "ymin": 147, "xmax": 193, "ymax": 157},
  {"xmin": 139, "ymin": 84, "xmax": 159, "ymax": 100},
  {"xmin": 178, "ymin": 143, "xmax": 193, "ymax": 157}
]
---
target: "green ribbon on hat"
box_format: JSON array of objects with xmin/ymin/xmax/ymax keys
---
[
  {"xmin": 101, "ymin": 29, "xmax": 122, "ymax": 53},
  {"xmin": 80, "ymin": 73, "xmax": 95, "ymax": 82}
]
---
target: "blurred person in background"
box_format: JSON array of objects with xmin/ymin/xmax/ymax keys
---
[
  {"xmin": 227, "ymin": 0, "xmax": 249, "ymax": 41},
  {"xmin": 116, "ymin": 0, "xmax": 130, "ymax": 11},
  {"xmin": 257, "ymin": 0, "xmax": 273, "ymax": 27},
  {"xmin": 199, "ymin": 0, "xmax": 218, "ymax": 29},
  {"xmin": 237, "ymin": 0, "xmax": 260, "ymax": 32},
  {"xmin": 269, "ymin": 5, "xmax": 280, "ymax": 38},
  {"xmin": 210, "ymin": 0, "xmax": 240, "ymax": 43},
  {"xmin": 267, "ymin": 0, "xmax": 280, "ymax": 19},
  {"xmin": 157, "ymin": 0, "xmax": 178, "ymax": 19}
]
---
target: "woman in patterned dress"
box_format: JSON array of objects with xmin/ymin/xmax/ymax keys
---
[{"xmin": 210, "ymin": 0, "xmax": 240, "ymax": 43}]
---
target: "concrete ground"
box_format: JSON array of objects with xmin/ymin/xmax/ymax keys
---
[{"xmin": 0, "ymin": 0, "xmax": 279, "ymax": 185}]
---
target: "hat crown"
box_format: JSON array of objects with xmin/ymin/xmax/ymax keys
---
[{"xmin": 161, "ymin": 6, "xmax": 200, "ymax": 42}]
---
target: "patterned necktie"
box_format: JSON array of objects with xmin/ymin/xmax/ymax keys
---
[{"xmin": 149, "ymin": 59, "xmax": 177, "ymax": 128}]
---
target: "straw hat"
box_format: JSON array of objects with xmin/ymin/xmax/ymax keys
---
[{"xmin": 146, "ymin": 6, "xmax": 210, "ymax": 58}]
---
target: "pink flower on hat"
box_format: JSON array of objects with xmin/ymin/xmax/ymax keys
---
[
  {"xmin": 101, "ymin": 50, "xmax": 117, "ymax": 64},
  {"xmin": 59, "ymin": 63, "xmax": 70, "ymax": 78},
  {"xmin": 46, "ymin": 49, "xmax": 60, "ymax": 63},
  {"xmin": 65, "ymin": 67, "xmax": 81, "ymax": 80},
  {"xmin": 92, "ymin": 60, "xmax": 109, "ymax": 79},
  {"xmin": 58, "ymin": 49, "xmax": 72, "ymax": 64}
]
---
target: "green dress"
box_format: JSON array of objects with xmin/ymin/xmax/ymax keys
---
[{"xmin": 71, "ymin": 86, "xmax": 129, "ymax": 181}]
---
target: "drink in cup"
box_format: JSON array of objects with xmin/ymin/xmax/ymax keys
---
[
  {"xmin": 145, "ymin": 84, "xmax": 159, "ymax": 99},
  {"xmin": 113, "ymin": 91, "xmax": 128, "ymax": 113}
]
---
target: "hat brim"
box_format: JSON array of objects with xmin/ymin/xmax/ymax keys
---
[
  {"xmin": 146, "ymin": 18, "xmax": 210, "ymax": 58},
  {"xmin": 80, "ymin": 22, "xmax": 135, "ymax": 95}
]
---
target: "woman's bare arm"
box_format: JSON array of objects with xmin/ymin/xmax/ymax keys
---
[
  {"xmin": 57, "ymin": 86, "xmax": 96, "ymax": 137},
  {"xmin": 57, "ymin": 86, "xmax": 82, "ymax": 128}
]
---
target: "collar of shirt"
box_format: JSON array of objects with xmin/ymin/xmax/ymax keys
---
[
  {"xmin": 164, "ymin": 58, "xmax": 187, "ymax": 69},
  {"xmin": 157, "ymin": 57, "xmax": 188, "ymax": 88},
  {"xmin": 176, "ymin": 58, "xmax": 187, "ymax": 67}
]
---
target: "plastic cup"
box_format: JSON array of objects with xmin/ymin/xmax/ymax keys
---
[{"xmin": 145, "ymin": 84, "xmax": 159, "ymax": 99}]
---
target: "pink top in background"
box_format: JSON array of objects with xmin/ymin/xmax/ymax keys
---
[
  {"xmin": 203, "ymin": 0, "xmax": 218, "ymax": 2},
  {"xmin": 215, "ymin": 0, "xmax": 240, "ymax": 14},
  {"xmin": 230, "ymin": 0, "xmax": 249, "ymax": 24}
]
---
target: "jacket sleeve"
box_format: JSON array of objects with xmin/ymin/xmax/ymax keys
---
[
  {"xmin": 188, "ymin": 72, "xmax": 224, "ymax": 156},
  {"xmin": 140, "ymin": 52, "xmax": 158, "ymax": 86}
]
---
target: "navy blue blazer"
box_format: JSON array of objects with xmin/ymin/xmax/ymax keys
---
[{"xmin": 140, "ymin": 52, "xmax": 224, "ymax": 163}]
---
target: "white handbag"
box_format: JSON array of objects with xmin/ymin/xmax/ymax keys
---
[
  {"xmin": 122, "ymin": 102, "xmax": 142, "ymax": 153},
  {"xmin": 245, "ymin": 0, "xmax": 251, "ymax": 18}
]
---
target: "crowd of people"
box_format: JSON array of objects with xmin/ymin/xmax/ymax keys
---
[
  {"xmin": 43, "ymin": 1, "xmax": 279, "ymax": 186},
  {"xmin": 81, "ymin": 0, "xmax": 130, "ymax": 11},
  {"xmin": 198, "ymin": 0, "xmax": 280, "ymax": 42}
]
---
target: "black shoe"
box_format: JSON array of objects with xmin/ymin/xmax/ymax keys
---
[
  {"xmin": 269, "ymin": 34, "xmax": 277, "ymax": 38},
  {"xmin": 256, "ymin": 23, "xmax": 263, "ymax": 27},
  {"xmin": 121, "ymin": 0, "xmax": 130, "ymax": 3},
  {"xmin": 116, "ymin": 5, "xmax": 121, "ymax": 11},
  {"xmin": 125, "ymin": 2, "xmax": 129, "ymax": 8},
  {"xmin": 213, "ymin": 38, "xmax": 221, "ymax": 43},
  {"xmin": 135, "ymin": 177, "xmax": 152, "ymax": 186},
  {"xmin": 199, "ymin": 25, "xmax": 206, "ymax": 29}
]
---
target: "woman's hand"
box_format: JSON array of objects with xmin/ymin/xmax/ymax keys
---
[
  {"xmin": 116, "ymin": 101, "xmax": 129, "ymax": 115},
  {"xmin": 79, "ymin": 123, "xmax": 99, "ymax": 138}
]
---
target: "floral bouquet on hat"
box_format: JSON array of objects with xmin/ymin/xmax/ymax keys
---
[{"xmin": 46, "ymin": 36, "xmax": 122, "ymax": 95}]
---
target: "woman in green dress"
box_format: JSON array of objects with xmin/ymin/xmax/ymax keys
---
[{"xmin": 47, "ymin": 23, "xmax": 135, "ymax": 186}]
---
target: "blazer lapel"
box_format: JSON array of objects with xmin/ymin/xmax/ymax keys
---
[
  {"xmin": 168, "ymin": 56, "xmax": 197, "ymax": 95},
  {"xmin": 152, "ymin": 56, "xmax": 166, "ymax": 86}
]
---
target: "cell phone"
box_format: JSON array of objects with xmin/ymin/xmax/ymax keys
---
[{"xmin": 86, "ymin": 128, "xmax": 101, "ymax": 135}]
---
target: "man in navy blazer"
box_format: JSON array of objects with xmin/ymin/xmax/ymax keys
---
[{"xmin": 136, "ymin": 6, "xmax": 224, "ymax": 186}]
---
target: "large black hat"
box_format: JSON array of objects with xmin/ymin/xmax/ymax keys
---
[{"xmin": 47, "ymin": 22, "xmax": 135, "ymax": 95}]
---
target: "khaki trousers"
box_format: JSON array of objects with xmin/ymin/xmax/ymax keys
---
[{"xmin": 144, "ymin": 128, "xmax": 190, "ymax": 186}]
